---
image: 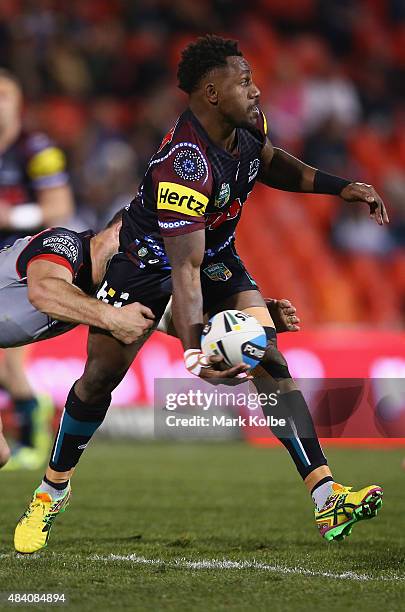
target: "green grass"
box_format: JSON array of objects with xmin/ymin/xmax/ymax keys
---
[{"xmin": 1, "ymin": 442, "xmax": 405, "ymax": 611}]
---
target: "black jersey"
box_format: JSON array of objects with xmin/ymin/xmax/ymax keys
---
[{"xmin": 120, "ymin": 108, "xmax": 268, "ymax": 269}]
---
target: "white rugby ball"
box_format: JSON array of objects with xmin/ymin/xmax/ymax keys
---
[{"xmin": 201, "ymin": 310, "xmax": 267, "ymax": 368}]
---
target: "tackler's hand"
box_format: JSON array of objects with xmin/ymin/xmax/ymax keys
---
[{"xmin": 109, "ymin": 302, "xmax": 155, "ymax": 344}]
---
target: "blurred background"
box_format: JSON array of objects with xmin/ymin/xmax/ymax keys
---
[{"xmin": 0, "ymin": 0, "xmax": 404, "ymax": 436}]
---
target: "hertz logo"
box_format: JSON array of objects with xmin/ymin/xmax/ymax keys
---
[{"xmin": 157, "ymin": 182, "xmax": 208, "ymax": 217}]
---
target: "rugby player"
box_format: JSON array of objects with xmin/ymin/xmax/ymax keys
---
[
  {"xmin": 0, "ymin": 69, "xmax": 74, "ymax": 470},
  {"xmin": 0, "ymin": 211, "xmax": 299, "ymax": 466},
  {"xmin": 15, "ymin": 36, "xmax": 388, "ymax": 553}
]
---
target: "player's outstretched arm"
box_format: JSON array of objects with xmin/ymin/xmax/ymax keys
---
[
  {"xmin": 163, "ymin": 230, "xmax": 251, "ymax": 380},
  {"xmin": 258, "ymin": 140, "xmax": 389, "ymax": 225},
  {"xmin": 27, "ymin": 259, "xmax": 154, "ymax": 344}
]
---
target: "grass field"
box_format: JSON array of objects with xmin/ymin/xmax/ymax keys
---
[{"xmin": 1, "ymin": 441, "xmax": 405, "ymax": 611}]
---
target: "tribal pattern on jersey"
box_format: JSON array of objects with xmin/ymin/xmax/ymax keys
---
[
  {"xmin": 173, "ymin": 148, "xmax": 206, "ymax": 181},
  {"xmin": 120, "ymin": 108, "xmax": 268, "ymax": 268}
]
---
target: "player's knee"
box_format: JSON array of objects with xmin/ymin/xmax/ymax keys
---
[
  {"xmin": 261, "ymin": 327, "xmax": 291, "ymax": 380},
  {"xmin": 80, "ymin": 358, "xmax": 126, "ymax": 401}
]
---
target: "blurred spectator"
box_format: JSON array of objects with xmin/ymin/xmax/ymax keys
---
[
  {"xmin": 303, "ymin": 117, "xmax": 352, "ymax": 176},
  {"xmin": 332, "ymin": 207, "xmax": 395, "ymax": 256}
]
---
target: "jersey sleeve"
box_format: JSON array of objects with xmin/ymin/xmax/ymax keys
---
[
  {"xmin": 17, "ymin": 228, "xmax": 83, "ymax": 279},
  {"xmin": 24, "ymin": 133, "xmax": 69, "ymax": 190},
  {"xmin": 152, "ymin": 128, "xmax": 213, "ymax": 237}
]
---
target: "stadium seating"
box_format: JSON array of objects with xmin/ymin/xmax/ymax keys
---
[{"xmin": 237, "ymin": 186, "xmax": 403, "ymax": 327}]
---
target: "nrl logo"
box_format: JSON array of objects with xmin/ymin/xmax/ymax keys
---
[
  {"xmin": 214, "ymin": 182, "xmax": 230, "ymax": 208},
  {"xmin": 248, "ymin": 158, "xmax": 260, "ymax": 182},
  {"xmin": 137, "ymin": 247, "xmax": 148, "ymax": 257},
  {"xmin": 202, "ymin": 262, "xmax": 232, "ymax": 282}
]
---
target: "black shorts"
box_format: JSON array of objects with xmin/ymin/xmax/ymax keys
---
[{"xmin": 97, "ymin": 245, "xmax": 258, "ymax": 320}]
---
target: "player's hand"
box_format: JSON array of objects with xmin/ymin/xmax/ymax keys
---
[
  {"xmin": 340, "ymin": 182, "xmax": 389, "ymax": 226},
  {"xmin": 266, "ymin": 298, "xmax": 300, "ymax": 332},
  {"xmin": 199, "ymin": 355, "xmax": 253, "ymax": 383},
  {"xmin": 109, "ymin": 302, "xmax": 155, "ymax": 344},
  {"xmin": 184, "ymin": 349, "xmax": 252, "ymax": 384}
]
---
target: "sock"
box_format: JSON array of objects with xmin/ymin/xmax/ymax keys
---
[
  {"xmin": 311, "ymin": 477, "xmax": 335, "ymax": 511},
  {"xmin": 48, "ymin": 383, "xmax": 111, "ymax": 472},
  {"xmin": 255, "ymin": 383, "xmax": 328, "ymax": 480},
  {"xmin": 14, "ymin": 397, "xmax": 38, "ymax": 447},
  {"xmin": 39, "ymin": 475, "xmax": 69, "ymax": 500}
]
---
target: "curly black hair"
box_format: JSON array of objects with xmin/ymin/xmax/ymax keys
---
[{"xmin": 177, "ymin": 34, "xmax": 242, "ymax": 94}]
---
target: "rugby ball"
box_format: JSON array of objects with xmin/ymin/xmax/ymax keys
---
[{"xmin": 201, "ymin": 310, "xmax": 267, "ymax": 368}]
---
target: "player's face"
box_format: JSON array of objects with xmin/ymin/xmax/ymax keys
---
[
  {"xmin": 0, "ymin": 78, "xmax": 21, "ymax": 129},
  {"xmin": 215, "ymin": 57, "xmax": 261, "ymax": 128}
]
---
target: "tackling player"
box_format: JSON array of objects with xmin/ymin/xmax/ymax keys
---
[
  {"xmin": 15, "ymin": 36, "xmax": 388, "ymax": 552},
  {"xmin": 0, "ymin": 69, "xmax": 73, "ymax": 470},
  {"xmin": 0, "ymin": 212, "xmax": 155, "ymax": 466}
]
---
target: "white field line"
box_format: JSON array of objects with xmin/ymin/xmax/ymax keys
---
[
  {"xmin": 85, "ymin": 553, "xmax": 405, "ymax": 582},
  {"xmin": 3, "ymin": 552, "xmax": 404, "ymax": 582}
]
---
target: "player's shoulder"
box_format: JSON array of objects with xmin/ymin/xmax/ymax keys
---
[
  {"xmin": 156, "ymin": 109, "xmax": 209, "ymax": 155},
  {"xmin": 18, "ymin": 131, "xmax": 67, "ymax": 181},
  {"xmin": 18, "ymin": 227, "xmax": 92, "ymax": 275},
  {"xmin": 15, "ymin": 227, "xmax": 83, "ymax": 277},
  {"xmin": 32, "ymin": 227, "xmax": 87, "ymax": 252},
  {"xmin": 151, "ymin": 110, "xmax": 212, "ymax": 191},
  {"xmin": 155, "ymin": 110, "xmax": 210, "ymax": 171}
]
